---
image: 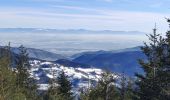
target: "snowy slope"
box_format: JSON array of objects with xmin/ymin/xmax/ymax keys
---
[{"xmin": 29, "ymin": 60, "xmax": 119, "ymax": 91}]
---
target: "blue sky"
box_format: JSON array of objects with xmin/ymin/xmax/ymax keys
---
[{"xmin": 0, "ymin": 0, "xmax": 170, "ymax": 32}]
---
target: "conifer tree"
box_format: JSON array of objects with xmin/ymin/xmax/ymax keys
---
[
  {"xmin": 15, "ymin": 45, "xmax": 38, "ymax": 100},
  {"xmin": 125, "ymin": 78, "xmax": 135, "ymax": 100},
  {"xmin": 45, "ymin": 66, "xmax": 59, "ymax": 100},
  {"xmin": 15, "ymin": 45, "xmax": 30, "ymax": 89},
  {"xmin": 46, "ymin": 70, "xmax": 73, "ymax": 100},
  {"xmin": 81, "ymin": 71, "xmax": 119, "ymax": 100},
  {"xmin": 118, "ymin": 73, "xmax": 135, "ymax": 100},
  {"xmin": 135, "ymin": 22, "xmax": 170, "ymax": 100},
  {"xmin": 0, "ymin": 44, "xmax": 26, "ymax": 100},
  {"xmin": 0, "ymin": 47, "xmax": 16, "ymax": 100},
  {"xmin": 46, "ymin": 79, "xmax": 59, "ymax": 100},
  {"xmin": 119, "ymin": 73, "xmax": 126, "ymax": 100},
  {"xmin": 160, "ymin": 19, "xmax": 170, "ymax": 99},
  {"xmin": 57, "ymin": 70, "xmax": 73, "ymax": 100},
  {"xmin": 79, "ymin": 88, "xmax": 90, "ymax": 100}
]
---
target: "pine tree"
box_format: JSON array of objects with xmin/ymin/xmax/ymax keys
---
[
  {"xmin": 118, "ymin": 73, "xmax": 126, "ymax": 100},
  {"xmin": 79, "ymin": 88, "xmax": 90, "ymax": 100},
  {"xmin": 0, "ymin": 44, "xmax": 26, "ymax": 100},
  {"xmin": 0, "ymin": 47, "xmax": 16, "ymax": 100},
  {"xmin": 46, "ymin": 70, "xmax": 73, "ymax": 100},
  {"xmin": 125, "ymin": 78, "xmax": 135, "ymax": 100},
  {"xmin": 45, "ymin": 66, "xmax": 59, "ymax": 100},
  {"xmin": 81, "ymin": 71, "xmax": 119, "ymax": 100},
  {"xmin": 118, "ymin": 73, "xmax": 135, "ymax": 100},
  {"xmin": 15, "ymin": 45, "xmax": 39, "ymax": 100},
  {"xmin": 135, "ymin": 22, "xmax": 170, "ymax": 100},
  {"xmin": 15, "ymin": 45, "xmax": 29, "ymax": 91},
  {"xmin": 46, "ymin": 80, "xmax": 59, "ymax": 100},
  {"xmin": 57, "ymin": 70, "xmax": 73, "ymax": 100},
  {"xmin": 160, "ymin": 19, "xmax": 170, "ymax": 99}
]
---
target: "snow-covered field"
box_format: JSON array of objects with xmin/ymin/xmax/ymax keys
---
[{"xmin": 29, "ymin": 60, "xmax": 118, "ymax": 91}]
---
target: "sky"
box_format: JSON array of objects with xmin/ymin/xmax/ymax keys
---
[{"xmin": 0, "ymin": 0, "xmax": 170, "ymax": 33}]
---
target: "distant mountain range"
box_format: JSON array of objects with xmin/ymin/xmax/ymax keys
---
[
  {"xmin": 54, "ymin": 59, "xmax": 91, "ymax": 68},
  {"xmin": 1, "ymin": 45, "xmax": 146, "ymax": 92},
  {"xmin": 72, "ymin": 46, "xmax": 145, "ymax": 76},
  {"xmin": 8, "ymin": 47, "xmax": 146, "ymax": 76},
  {"xmin": 0, "ymin": 28, "xmax": 146, "ymax": 34},
  {"xmin": 0, "ymin": 46, "xmax": 65, "ymax": 61},
  {"xmin": 1, "ymin": 46, "xmax": 146, "ymax": 76}
]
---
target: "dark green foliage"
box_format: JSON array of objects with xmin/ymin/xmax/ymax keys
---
[
  {"xmin": 125, "ymin": 79, "xmax": 135, "ymax": 100},
  {"xmin": 57, "ymin": 71, "xmax": 73, "ymax": 100},
  {"xmin": 45, "ymin": 70, "xmax": 59, "ymax": 100},
  {"xmin": 79, "ymin": 88, "xmax": 90, "ymax": 100},
  {"xmin": 135, "ymin": 22, "xmax": 170, "ymax": 100},
  {"xmin": 15, "ymin": 45, "xmax": 39, "ymax": 100},
  {"xmin": 0, "ymin": 56, "xmax": 16, "ymax": 99},
  {"xmin": 118, "ymin": 75, "xmax": 135, "ymax": 100},
  {"xmin": 119, "ymin": 74, "xmax": 126, "ymax": 100},
  {"xmin": 46, "ymin": 70, "xmax": 73, "ymax": 100},
  {"xmin": 80, "ymin": 71, "xmax": 120, "ymax": 100},
  {"xmin": 15, "ymin": 45, "xmax": 30, "ymax": 88},
  {"xmin": 0, "ymin": 44, "xmax": 25, "ymax": 100}
]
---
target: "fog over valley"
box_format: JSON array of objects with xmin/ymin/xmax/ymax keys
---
[{"xmin": 0, "ymin": 29, "xmax": 148, "ymax": 56}]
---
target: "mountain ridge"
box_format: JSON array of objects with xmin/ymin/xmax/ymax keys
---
[
  {"xmin": 72, "ymin": 47, "xmax": 145, "ymax": 76},
  {"xmin": 0, "ymin": 28, "xmax": 146, "ymax": 35},
  {"xmin": 0, "ymin": 46, "xmax": 65, "ymax": 61},
  {"xmin": 1, "ymin": 46, "xmax": 145, "ymax": 76}
]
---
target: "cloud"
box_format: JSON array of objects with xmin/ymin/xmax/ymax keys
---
[
  {"xmin": 103, "ymin": 0, "xmax": 112, "ymax": 2},
  {"xmin": 0, "ymin": 6, "xmax": 169, "ymax": 33},
  {"xmin": 51, "ymin": 5, "xmax": 102, "ymax": 14},
  {"xmin": 149, "ymin": 2, "xmax": 163, "ymax": 8},
  {"xmin": 0, "ymin": 1, "xmax": 169, "ymax": 33},
  {"xmin": 29, "ymin": 0, "xmax": 63, "ymax": 2}
]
